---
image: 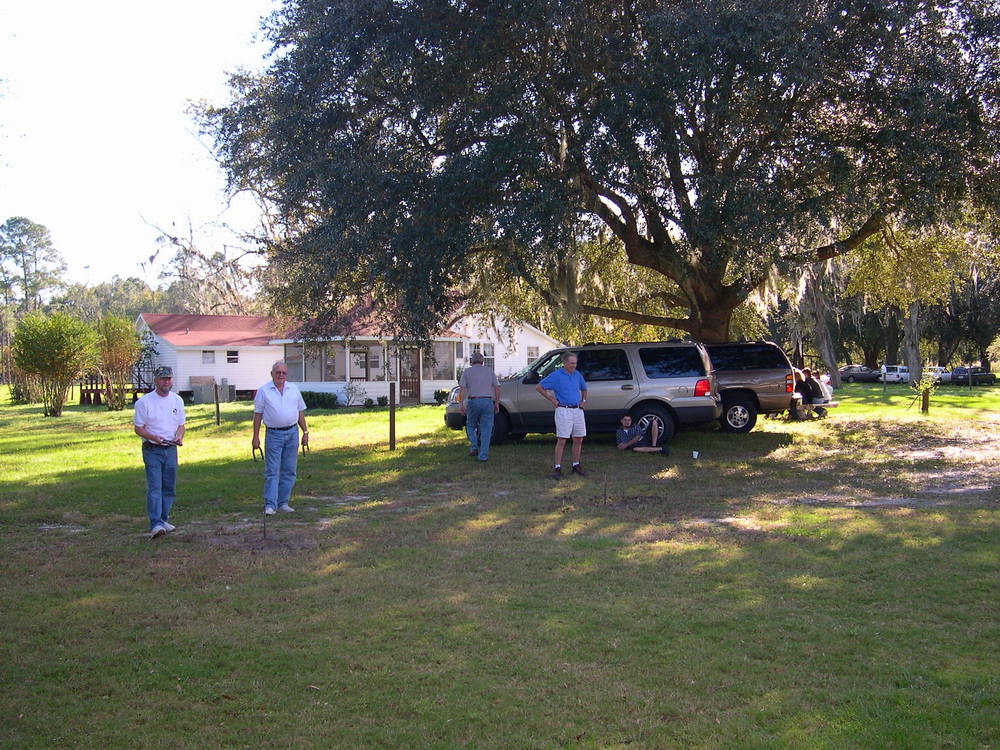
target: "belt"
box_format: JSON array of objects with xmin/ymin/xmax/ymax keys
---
[
  {"xmin": 143, "ymin": 442, "xmax": 173, "ymax": 448},
  {"xmin": 557, "ymin": 404, "xmax": 580, "ymax": 409},
  {"xmin": 467, "ymin": 396, "xmax": 493, "ymax": 399},
  {"xmin": 267, "ymin": 424, "xmax": 297, "ymax": 431}
]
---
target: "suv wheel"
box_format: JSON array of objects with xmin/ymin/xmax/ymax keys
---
[
  {"xmin": 490, "ymin": 412, "xmax": 511, "ymax": 445},
  {"xmin": 719, "ymin": 395, "xmax": 757, "ymax": 434},
  {"xmin": 631, "ymin": 404, "xmax": 676, "ymax": 443}
]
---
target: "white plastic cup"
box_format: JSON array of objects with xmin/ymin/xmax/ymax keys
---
[{"xmin": 692, "ymin": 451, "xmax": 699, "ymax": 459}]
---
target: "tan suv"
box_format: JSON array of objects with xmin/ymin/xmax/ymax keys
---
[
  {"xmin": 445, "ymin": 342, "xmax": 721, "ymax": 444},
  {"xmin": 703, "ymin": 342, "xmax": 796, "ymax": 433}
]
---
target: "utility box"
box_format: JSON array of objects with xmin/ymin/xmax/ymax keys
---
[{"xmin": 192, "ymin": 383, "xmax": 235, "ymax": 404}]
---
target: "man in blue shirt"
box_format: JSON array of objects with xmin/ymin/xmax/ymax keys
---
[{"xmin": 534, "ymin": 352, "xmax": 587, "ymax": 480}]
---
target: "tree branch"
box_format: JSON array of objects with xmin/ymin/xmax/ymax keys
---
[{"xmin": 813, "ymin": 213, "xmax": 888, "ymax": 263}]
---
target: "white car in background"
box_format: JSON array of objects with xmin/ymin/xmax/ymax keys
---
[
  {"xmin": 879, "ymin": 364, "xmax": 910, "ymax": 383},
  {"xmin": 926, "ymin": 366, "xmax": 951, "ymax": 383}
]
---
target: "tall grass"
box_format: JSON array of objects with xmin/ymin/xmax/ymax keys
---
[{"xmin": 2, "ymin": 383, "xmax": 998, "ymax": 748}]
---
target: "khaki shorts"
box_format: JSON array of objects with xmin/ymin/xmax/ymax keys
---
[{"xmin": 554, "ymin": 406, "xmax": 587, "ymax": 438}]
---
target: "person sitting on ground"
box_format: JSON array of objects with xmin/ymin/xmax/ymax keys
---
[
  {"xmin": 616, "ymin": 414, "xmax": 669, "ymax": 454},
  {"xmin": 813, "ymin": 371, "xmax": 834, "ymax": 417},
  {"xmin": 803, "ymin": 367, "xmax": 829, "ymax": 418},
  {"xmin": 793, "ymin": 369, "xmax": 813, "ymax": 419}
]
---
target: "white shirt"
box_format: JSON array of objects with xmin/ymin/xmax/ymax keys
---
[
  {"xmin": 134, "ymin": 390, "xmax": 186, "ymax": 443},
  {"xmin": 254, "ymin": 380, "xmax": 306, "ymax": 428}
]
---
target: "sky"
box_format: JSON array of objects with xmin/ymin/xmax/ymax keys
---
[{"xmin": 0, "ymin": 0, "xmax": 280, "ymax": 288}]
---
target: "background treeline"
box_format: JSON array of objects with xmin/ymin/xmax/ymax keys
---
[
  {"xmin": 0, "ymin": 216, "xmax": 264, "ymax": 405},
  {"xmin": 3, "ymin": 212, "xmax": 999, "ymax": 404}
]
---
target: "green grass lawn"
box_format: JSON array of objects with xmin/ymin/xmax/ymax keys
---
[{"xmin": 2, "ymin": 383, "xmax": 998, "ymax": 749}]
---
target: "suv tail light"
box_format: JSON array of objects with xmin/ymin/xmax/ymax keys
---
[
  {"xmin": 785, "ymin": 373, "xmax": 794, "ymax": 393},
  {"xmin": 694, "ymin": 379, "xmax": 711, "ymax": 397}
]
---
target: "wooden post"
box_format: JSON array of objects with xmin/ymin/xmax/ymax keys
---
[
  {"xmin": 389, "ymin": 382, "xmax": 396, "ymax": 451},
  {"xmin": 214, "ymin": 383, "xmax": 221, "ymax": 426},
  {"xmin": 921, "ymin": 389, "xmax": 929, "ymax": 414}
]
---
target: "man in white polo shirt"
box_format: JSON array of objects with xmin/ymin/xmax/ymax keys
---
[
  {"xmin": 133, "ymin": 366, "xmax": 186, "ymax": 539},
  {"xmin": 252, "ymin": 361, "xmax": 309, "ymax": 515}
]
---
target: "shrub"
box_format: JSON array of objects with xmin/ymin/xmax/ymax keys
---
[
  {"xmin": 12, "ymin": 312, "xmax": 97, "ymax": 416},
  {"xmin": 95, "ymin": 315, "xmax": 142, "ymax": 411},
  {"xmin": 377, "ymin": 395, "xmax": 388, "ymax": 407},
  {"xmin": 343, "ymin": 381, "xmax": 367, "ymax": 406},
  {"xmin": 363, "ymin": 397, "xmax": 375, "ymax": 408},
  {"xmin": 434, "ymin": 389, "xmax": 450, "ymax": 404},
  {"xmin": 301, "ymin": 391, "xmax": 340, "ymax": 409}
]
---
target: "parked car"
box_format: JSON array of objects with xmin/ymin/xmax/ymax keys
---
[
  {"xmin": 925, "ymin": 366, "xmax": 951, "ymax": 383},
  {"xmin": 703, "ymin": 342, "xmax": 795, "ymax": 433},
  {"xmin": 879, "ymin": 365, "xmax": 910, "ymax": 384},
  {"xmin": 838, "ymin": 365, "xmax": 881, "ymax": 383},
  {"xmin": 950, "ymin": 366, "xmax": 997, "ymax": 386},
  {"xmin": 444, "ymin": 342, "xmax": 721, "ymax": 444}
]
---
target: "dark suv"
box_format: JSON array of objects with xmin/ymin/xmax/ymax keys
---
[
  {"xmin": 950, "ymin": 366, "xmax": 997, "ymax": 386},
  {"xmin": 703, "ymin": 342, "xmax": 796, "ymax": 433},
  {"xmin": 445, "ymin": 342, "xmax": 721, "ymax": 444}
]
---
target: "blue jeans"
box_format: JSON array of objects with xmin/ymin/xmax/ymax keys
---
[
  {"xmin": 465, "ymin": 398, "xmax": 495, "ymax": 461},
  {"xmin": 143, "ymin": 443, "xmax": 177, "ymax": 531},
  {"xmin": 264, "ymin": 426, "xmax": 299, "ymax": 510}
]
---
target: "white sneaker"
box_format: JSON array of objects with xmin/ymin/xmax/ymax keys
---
[
  {"xmin": 278, "ymin": 505, "xmax": 295, "ymax": 513},
  {"xmin": 162, "ymin": 522, "xmax": 176, "ymax": 532},
  {"xmin": 150, "ymin": 525, "xmax": 166, "ymax": 539},
  {"xmin": 264, "ymin": 507, "xmax": 275, "ymax": 516}
]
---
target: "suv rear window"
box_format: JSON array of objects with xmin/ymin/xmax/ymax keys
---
[
  {"xmin": 706, "ymin": 344, "xmax": 789, "ymax": 371},
  {"xmin": 638, "ymin": 347, "xmax": 706, "ymax": 379}
]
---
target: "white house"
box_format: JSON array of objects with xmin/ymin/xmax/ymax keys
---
[
  {"xmin": 136, "ymin": 312, "xmax": 563, "ymax": 405},
  {"xmin": 135, "ymin": 314, "xmax": 284, "ymax": 399},
  {"xmin": 271, "ymin": 314, "xmax": 563, "ymax": 405},
  {"xmin": 448, "ymin": 316, "xmax": 562, "ymax": 377}
]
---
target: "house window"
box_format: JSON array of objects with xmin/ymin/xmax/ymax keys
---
[
  {"xmin": 284, "ymin": 344, "xmax": 304, "ymax": 382},
  {"xmin": 350, "ymin": 345, "xmax": 387, "ymax": 381},
  {"xmin": 202, "ymin": 351, "xmax": 215, "ymax": 364},
  {"xmin": 323, "ymin": 344, "xmax": 347, "ymax": 382},
  {"xmin": 421, "ymin": 341, "xmax": 456, "ymax": 380},
  {"xmin": 227, "ymin": 350, "xmax": 239, "ymax": 364},
  {"xmin": 305, "ymin": 346, "xmax": 322, "ymax": 382},
  {"xmin": 527, "ymin": 346, "xmax": 540, "ymax": 365},
  {"xmin": 471, "ymin": 342, "xmax": 495, "ymax": 370}
]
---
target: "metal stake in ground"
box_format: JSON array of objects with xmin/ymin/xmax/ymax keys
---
[{"xmin": 252, "ymin": 445, "xmax": 266, "ymax": 539}]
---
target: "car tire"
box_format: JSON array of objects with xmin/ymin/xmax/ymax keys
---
[
  {"xmin": 846, "ymin": 375, "xmax": 856, "ymax": 383},
  {"xmin": 490, "ymin": 411, "xmax": 511, "ymax": 445},
  {"xmin": 719, "ymin": 395, "xmax": 757, "ymax": 434},
  {"xmin": 630, "ymin": 404, "xmax": 676, "ymax": 444}
]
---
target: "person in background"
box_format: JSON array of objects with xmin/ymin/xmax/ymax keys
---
[
  {"xmin": 616, "ymin": 413, "xmax": 669, "ymax": 455},
  {"xmin": 804, "ymin": 368, "xmax": 829, "ymax": 418},
  {"xmin": 133, "ymin": 366, "xmax": 186, "ymax": 539},
  {"xmin": 534, "ymin": 352, "xmax": 587, "ymax": 480},
  {"xmin": 252, "ymin": 362, "xmax": 308, "ymax": 515},
  {"xmin": 458, "ymin": 350, "xmax": 501, "ymax": 462}
]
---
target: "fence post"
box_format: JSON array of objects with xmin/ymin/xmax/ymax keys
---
[
  {"xmin": 389, "ymin": 382, "xmax": 396, "ymax": 451},
  {"xmin": 214, "ymin": 383, "xmax": 221, "ymax": 426}
]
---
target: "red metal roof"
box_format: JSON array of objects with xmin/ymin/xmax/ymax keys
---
[{"xmin": 139, "ymin": 314, "xmax": 279, "ymax": 348}]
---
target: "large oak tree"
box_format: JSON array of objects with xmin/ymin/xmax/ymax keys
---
[{"xmin": 207, "ymin": 0, "xmax": 1000, "ymax": 342}]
